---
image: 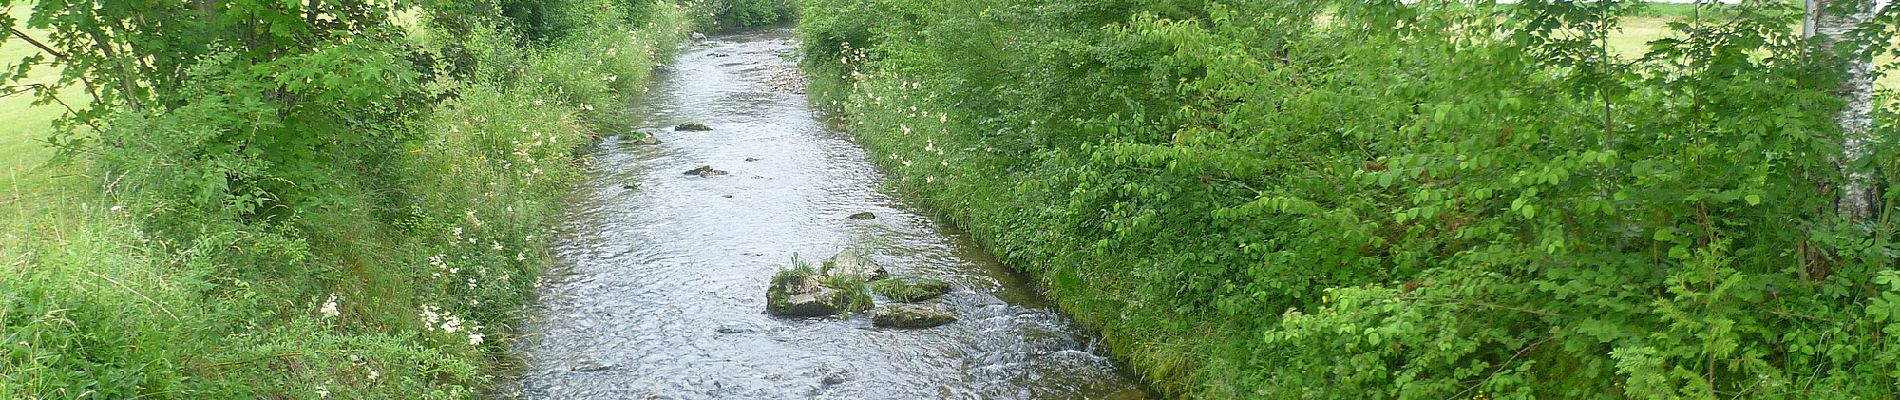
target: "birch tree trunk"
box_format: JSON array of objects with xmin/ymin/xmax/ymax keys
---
[{"xmin": 1807, "ymin": 0, "xmax": 1881, "ymax": 219}]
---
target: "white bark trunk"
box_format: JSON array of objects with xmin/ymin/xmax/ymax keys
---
[{"xmin": 1807, "ymin": 0, "xmax": 1881, "ymax": 219}]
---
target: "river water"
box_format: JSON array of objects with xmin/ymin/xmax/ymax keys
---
[{"xmin": 499, "ymin": 29, "xmax": 1151, "ymax": 399}]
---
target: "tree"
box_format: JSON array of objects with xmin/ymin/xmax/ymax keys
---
[{"xmin": 1806, "ymin": 0, "xmax": 1884, "ymax": 219}]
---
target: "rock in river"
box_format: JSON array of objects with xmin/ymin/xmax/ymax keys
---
[
  {"xmin": 766, "ymin": 268, "xmax": 867, "ymax": 317},
  {"xmin": 846, "ymin": 211, "xmax": 875, "ymax": 220},
  {"xmin": 675, "ymin": 122, "xmax": 713, "ymax": 131},
  {"xmin": 624, "ymin": 132, "xmax": 662, "ymax": 145},
  {"xmin": 872, "ymin": 305, "xmax": 956, "ymax": 329},
  {"xmin": 823, "ymin": 250, "xmax": 887, "ymax": 282},
  {"xmin": 684, "ymin": 165, "xmax": 728, "ymax": 177},
  {"xmin": 870, "ymin": 277, "xmax": 952, "ymax": 302}
]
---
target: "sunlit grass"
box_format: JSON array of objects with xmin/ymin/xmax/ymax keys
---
[
  {"xmin": 1610, "ymin": 15, "xmax": 1899, "ymax": 90},
  {"xmin": 0, "ymin": 5, "xmax": 97, "ymax": 247}
]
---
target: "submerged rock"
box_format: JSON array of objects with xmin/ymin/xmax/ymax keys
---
[
  {"xmin": 571, "ymin": 359, "xmax": 617, "ymax": 372},
  {"xmin": 625, "ymin": 132, "xmax": 662, "ymax": 145},
  {"xmin": 745, "ymin": 157, "xmax": 761, "ymax": 162},
  {"xmin": 823, "ymin": 250, "xmax": 887, "ymax": 282},
  {"xmin": 684, "ymin": 165, "xmax": 728, "ymax": 177},
  {"xmin": 872, "ymin": 305, "xmax": 956, "ymax": 329},
  {"xmin": 675, "ymin": 122, "xmax": 713, "ymax": 131},
  {"xmin": 846, "ymin": 212, "xmax": 875, "ymax": 220},
  {"xmin": 870, "ymin": 277, "xmax": 952, "ymax": 302}
]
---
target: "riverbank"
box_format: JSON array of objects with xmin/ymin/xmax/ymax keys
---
[
  {"xmin": 798, "ymin": 1, "xmax": 1900, "ymax": 398},
  {"xmin": 1, "ymin": 2, "xmax": 689, "ymax": 397}
]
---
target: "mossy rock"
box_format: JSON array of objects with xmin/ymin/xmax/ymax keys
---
[
  {"xmin": 624, "ymin": 131, "xmax": 662, "ymax": 145},
  {"xmin": 765, "ymin": 261, "xmax": 871, "ymax": 317},
  {"xmin": 674, "ymin": 122, "xmax": 713, "ymax": 131},
  {"xmin": 870, "ymin": 277, "xmax": 952, "ymax": 302}
]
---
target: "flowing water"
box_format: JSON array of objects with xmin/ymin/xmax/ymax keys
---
[{"xmin": 501, "ymin": 29, "xmax": 1150, "ymax": 399}]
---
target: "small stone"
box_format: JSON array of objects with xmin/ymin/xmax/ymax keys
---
[
  {"xmin": 684, "ymin": 165, "xmax": 728, "ymax": 177},
  {"xmin": 675, "ymin": 123, "xmax": 713, "ymax": 131},
  {"xmin": 622, "ymin": 184, "xmax": 638, "ymax": 190},
  {"xmin": 846, "ymin": 212, "xmax": 875, "ymax": 220},
  {"xmin": 715, "ymin": 324, "xmax": 754, "ymax": 334},
  {"xmin": 722, "ymin": 194, "xmax": 734, "ymax": 198},
  {"xmin": 745, "ymin": 157, "xmax": 761, "ymax": 162},
  {"xmin": 820, "ymin": 373, "xmax": 846, "ymax": 386}
]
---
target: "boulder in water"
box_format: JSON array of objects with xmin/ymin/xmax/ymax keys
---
[
  {"xmin": 870, "ymin": 277, "xmax": 952, "ymax": 302},
  {"xmin": 675, "ymin": 122, "xmax": 713, "ymax": 131},
  {"xmin": 846, "ymin": 212, "xmax": 875, "ymax": 220},
  {"xmin": 765, "ymin": 266, "xmax": 869, "ymax": 317},
  {"xmin": 684, "ymin": 165, "xmax": 728, "ymax": 177},
  {"xmin": 823, "ymin": 250, "xmax": 887, "ymax": 282},
  {"xmin": 871, "ymin": 305, "xmax": 956, "ymax": 329}
]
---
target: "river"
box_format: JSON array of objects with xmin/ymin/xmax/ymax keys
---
[{"xmin": 498, "ymin": 29, "xmax": 1151, "ymax": 399}]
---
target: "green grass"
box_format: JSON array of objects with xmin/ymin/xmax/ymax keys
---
[
  {"xmin": 0, "ymin": 4, "xmax": 85, "ymax": 219},
  {"xmin": 1610, "ymin": 12, "xmax": 1898, "ymax": 90}
]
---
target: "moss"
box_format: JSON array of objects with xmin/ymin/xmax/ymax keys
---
[{"xmin": 869, "ymin": 277, "xmax": 952, "ymax": 302}]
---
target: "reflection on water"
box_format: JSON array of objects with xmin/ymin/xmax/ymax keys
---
[{"xmin": 501, "ymin": 29, "xmax": 1149, "ymax": 400}]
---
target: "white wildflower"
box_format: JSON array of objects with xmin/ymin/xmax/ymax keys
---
[
  {"xmin": 316, "ymin": 385, "xmax": 330, "ymax": 399},
  {"xmin": 420, "ymin": 304, "xmax": 442, "ymax": 330},
  {"xmin": 441, "ymin": 315, "xmax": 462, "ymax": 333},
  {"xmin": 468, "ymin": 332, "xmax": 485, "ymax": 346},
  {"xmin": 319, "ymin": 294, "xmax": 341, "ymax": 318}
]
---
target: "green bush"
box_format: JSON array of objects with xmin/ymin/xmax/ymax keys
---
[
  {"xmin": 803, "ymin": 0, "xmax": 1900, "ymax": 397},
  {"xmin": 694, "ymin": 0, "xmax": 798, "ymax": 31}
]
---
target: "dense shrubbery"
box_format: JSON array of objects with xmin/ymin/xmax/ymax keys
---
[
  {"xmin": 691, "ymin": 0, "xmax": 798, "ymax": 31},
  {"xmin": 0, "ymin": 0, "xmax": 687, "ymax": 397},
  {"xmin": 803, "ymin": 0, "xmax": 1900, "ymax": 397}
]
